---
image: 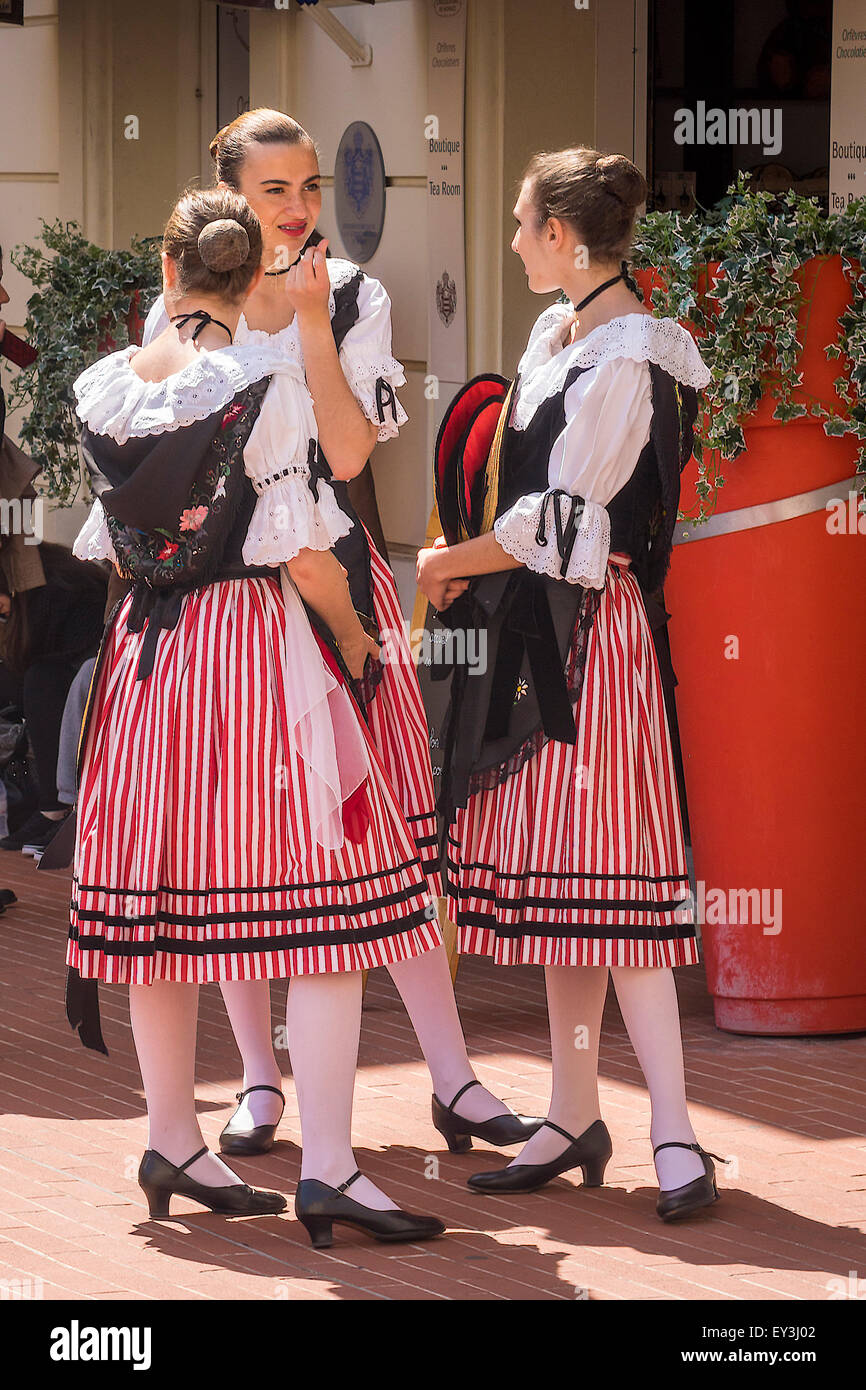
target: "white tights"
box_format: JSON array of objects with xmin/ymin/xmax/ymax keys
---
[
  {"xmin": 221, "ymin": 944, "xmax": 510, "ymax": 1132},
  {"xmin": 505, "ymin": 965, "xmax": 705, "ymax": 1191},
  {"xmin": 129, "ymin": 973, "xmax": 412, "ymax": 1207}
]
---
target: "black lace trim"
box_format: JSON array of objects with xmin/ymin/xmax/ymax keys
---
[{"xmin": 330, "ymin": 268, "xmax": 365, "ymax": 354}]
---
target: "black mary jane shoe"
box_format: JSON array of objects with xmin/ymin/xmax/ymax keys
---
[
  {"xmin": 294, "ymin": 1170, "xmax": 446, "ymax": 1250},
  {"xmin": 432, "ymin": 1079, "xmax": 544, "ymax": 1153},
  {"xmin": 138, "ymin": 1146, "xmax": 287, "ymax": 1220},
  {"xmin": 654, "ymin": 1140, "xmax": 723, "ymax": 1222},
  {"xmin": 219, "ymin": 1084, "xmax": 286, "ymax": 1156},
  {"xmin": 467, "ymin": 1118, "xmax": 613, "ymax": 1195}
]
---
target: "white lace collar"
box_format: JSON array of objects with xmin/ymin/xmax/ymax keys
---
[
  {"xmin": 236, "ymin": 256, "xmax": 363, "ymax": 350},
  {"xmin": 73, "ymin": 341, "xmax": 288, "ymax": 444},
  {"xmin": 235, "ymin": 314, "xmax": 300, "ymax": 352},
  {"xmin": 512, "ymin": 305, "xmax": 711, "ymax": 430}
]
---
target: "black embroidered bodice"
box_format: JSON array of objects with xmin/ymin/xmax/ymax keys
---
[{"xmin": 80, "ymin": 378, "xmax": 272, "ymax": 682}]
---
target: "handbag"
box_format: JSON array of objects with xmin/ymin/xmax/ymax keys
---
[{"xmin": 0, "ymin": 716, "xmax": 39, "ymax": 829}]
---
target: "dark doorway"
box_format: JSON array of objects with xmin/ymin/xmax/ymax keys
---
[{"xmin": 648, "ymin": 0, "xmax": 832, "ymax": 212}]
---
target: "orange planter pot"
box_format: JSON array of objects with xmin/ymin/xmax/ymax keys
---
[
  {"xmin": 96, "ymin": 291, "xmax": 145, "ymax": 354},
  {"xmin": 639, "ymin": 257, "xmax": 866, "ymax": 1034}
]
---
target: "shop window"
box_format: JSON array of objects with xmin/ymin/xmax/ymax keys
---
[{"xmin": 648, "ymin": 0, "xmax": 832, "ymax": 211}]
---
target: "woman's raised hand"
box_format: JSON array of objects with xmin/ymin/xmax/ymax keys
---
[{"xmin": 285, "ymin": 238, "xmax": 331, "ymax": 322}]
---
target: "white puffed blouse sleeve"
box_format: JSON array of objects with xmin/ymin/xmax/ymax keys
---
[
  {"xmin": 337, "ymin": 276, "xmax": 409, "ymax": 442},
  {"xmin": 241, "ymin": 366, "xmax": 354, "ymax": 567},
  {"xmin": 493, "ymin": 356, "xmax": 653, "ymax": 589}
]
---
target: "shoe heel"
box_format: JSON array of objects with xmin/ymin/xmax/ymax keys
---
[
  {"xmin": 299, "ymin": 1214, "xmax": 334, "ymax": 1250},
  {"xmin": 580, "ymin": 1155, "xmax": 608, "ymax": 1188},
  {"xmin": 142, "ymin": 1184, "xmax": 172, "ymax": 1219},
  {"xmin": 434, "ymin": 1117, "xmax": 473, "ymax": 1154}
]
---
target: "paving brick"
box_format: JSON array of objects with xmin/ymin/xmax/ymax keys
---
[{"xmin": 1, "ymin": 853, "xmax": 865, "ymax": 1300}]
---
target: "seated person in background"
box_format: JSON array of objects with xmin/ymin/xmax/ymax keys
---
[
  {"xmin": 55, "ymin": 656, "xmax": 97, "ymax": 813},
  {"xmin": 0, "ymin": 542, "xmax": 107, "ymax": 856}
]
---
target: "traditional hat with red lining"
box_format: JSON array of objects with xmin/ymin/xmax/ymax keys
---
[{"xmin": 434, "ymin": 373, "xmax": 511, "ymax": 546}]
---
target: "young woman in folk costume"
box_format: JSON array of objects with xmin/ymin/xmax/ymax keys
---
[
  {"xmin": 417, "ymin": 149, "xmax": 723, "ymax": 1222},
  {"xmin": 142, "ymin": 109, "xmax": 540, "ymax": 1158},
  {"xmin": 69, "ymin": 187, "xmax": 446, "ymax": 1245}
]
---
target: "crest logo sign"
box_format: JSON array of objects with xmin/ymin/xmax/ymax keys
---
[
  {"xmin": 436, "ymin": 271, "xmax": 457, "ymax": 326},
  {"xmin": 335, "ymin": 122, "xmax": 387, "ymax": 264}
]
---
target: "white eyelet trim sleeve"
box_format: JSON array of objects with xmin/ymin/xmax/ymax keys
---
[
  {"xmin": 512, "ymin": 306, "xmax": 710, "ymax": 431},
  {"xmin": 241, "ymin": 366, "xmax": 354, "ymax": 567},
  {"xmin": 73, "ymin": 341, "xmax": 286, "ymax": 444},
  {"xmin": 336, "ymin": 275, "xmax": 409, "ymax": 441},
  {"xmin": 494, "ymin": 357, "xmax": 653, "ymax": 588},
  {"xmin": 494, "ymin": 494, "xmax": 611, "ymax": 589},
  {"xmin": 72, "ymin": 495, "xmax": 118, "ymax": 565}
]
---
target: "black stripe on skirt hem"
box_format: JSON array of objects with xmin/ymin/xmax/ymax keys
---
[
  {"xmin": 448, "ymin": 880, "xmax": 692, "ymax": 914},
  {"xmin": 71, "ymin": 882, "xmax": 429, "ymax": 929},
  {"xmin": 452, "ymin": 909, "xmax": 697, "ymax": 942},
  {"xmin": 445, "ymin": 848, "xmax": 691, "ymax": 887},
  {"xmin": 68, "ymin": 903, "xmax": 438, "ymax": 957},
  {"xmin": 72, "ymin": 856, "xmax": 426, "ymax": 898}
]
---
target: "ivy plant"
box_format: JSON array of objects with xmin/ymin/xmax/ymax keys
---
[
  {"xmin": 631, "ymin": 175, "xmax": 866, "ymax": 522},
  {"xmin": 3, "ymin": 220, "xmax": 161, "ymax": 505}
]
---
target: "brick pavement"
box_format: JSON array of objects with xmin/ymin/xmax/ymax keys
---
[{"xmin": 1, "ymin": 852, "xmax": 865, "ymax": 1301}]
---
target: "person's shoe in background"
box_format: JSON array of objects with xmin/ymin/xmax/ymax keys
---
[{"xmin": 0, "ymin": 809, "xmax": 69, "ymax": 856}]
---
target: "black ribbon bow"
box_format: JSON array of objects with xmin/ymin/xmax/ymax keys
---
[{"xmin": 535, "ymin": 487, "xmax": 586, "ymax": 578}]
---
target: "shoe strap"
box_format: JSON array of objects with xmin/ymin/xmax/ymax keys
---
[
  {"xmin": 176, "ymin": 1146, "xmax": 209, "ymax": 1173},
  {"xmin": 653, "ymin": 1140, "xmax": 724, "ymax": 1163},
  {"xmin": 234, "ymin": 1084, "xmax": 285, "ymax": 1105},
  {"xmin": 445, "ymin": 1079, "xmax": 481, "ymax": 1113},
  {"xmin": 542, "ymin": 1118, "xmax": 581, "ymax": 1146},
  {"xmin": 336, "ymin": 1169, "xmax": 362, "ymax": 1194}
]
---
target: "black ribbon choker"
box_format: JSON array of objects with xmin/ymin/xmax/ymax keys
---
[
  {"xmin": 571, "ymin": 268, "xmax": 627, "ymax": 315},
  {"xmin": 170, "ymin": 309, "xmax": 234, "ymax": 344}
]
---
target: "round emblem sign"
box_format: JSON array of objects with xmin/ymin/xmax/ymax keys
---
[{"xmin": 335, "ymin": 122, "xmax": 387, "ymax": 264}]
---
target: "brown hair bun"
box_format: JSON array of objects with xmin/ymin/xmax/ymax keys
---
[
  {"xmin": 595, "ymin": 154, "xmax": 648, "ymax": 210},
  {"xmin": 197, "ymin": 219, "xmax": 250, "ymax": 272},
  {"xmin": 163, "ymin": 187, "xmax": 262, "ymax": 302}
]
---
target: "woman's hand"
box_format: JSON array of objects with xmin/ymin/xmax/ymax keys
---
[
  {"xmin": 339, "ymin": 627, "xmax": 380, "ymax": 681},
  {"xmin": 416, "ymin": 545, "xmax": 468, "ymax": 612},
  {"xmin": 285, "ymin": 238, "xmax": 331, "ymax": 323}
]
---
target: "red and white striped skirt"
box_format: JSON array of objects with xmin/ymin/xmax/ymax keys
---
[
  {"xmin": 364, "ymin": 528, "xmax": 441, "ymax": 897},
  {"xmin": 67, "ymin": 576, "xmax": 442, "ymax": 986},
  {"xmin": 447, "ymin": 557, "xmax": 698, "ymax": 968}
]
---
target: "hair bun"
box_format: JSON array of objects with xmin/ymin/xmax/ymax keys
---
[
  {"xmin": 597, "ymin": 154, "xmax": 647, "ymax": 209},
  {"xmin": 208, "ymin": 123, "xmax": 230, "ymax": 164},
  {"xmin": 197, "ymin": 219, "xmax": 250, "ymax": 272}
]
